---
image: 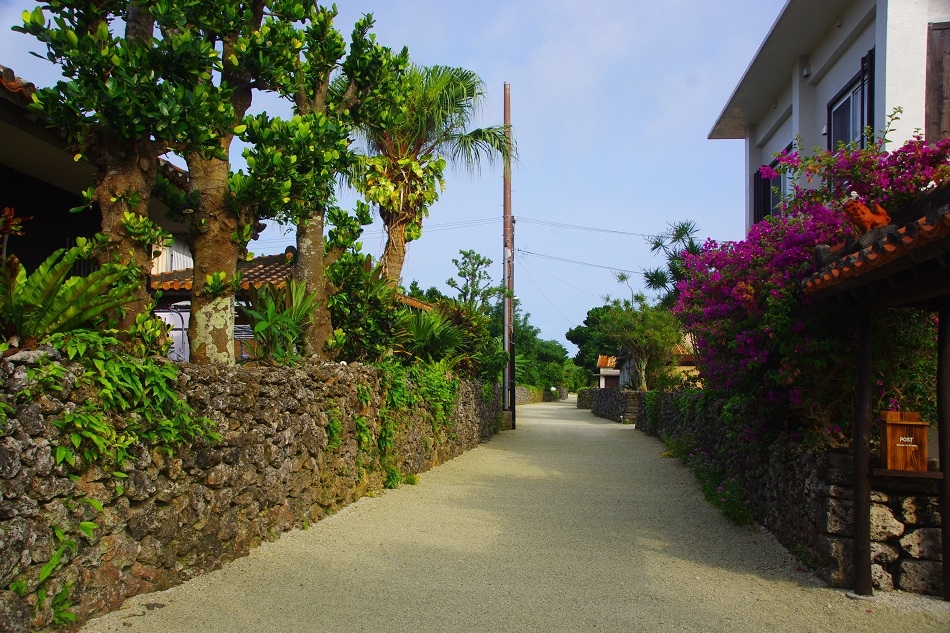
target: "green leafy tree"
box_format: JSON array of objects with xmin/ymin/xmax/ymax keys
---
[
  {"xmin": 16, "ymin": 0, "xmax": 231, "ymax": 321},
  {"xmin": 177, "ymin": 0, "xmax": 305, "ymax": 365},
  {"xmin": 324, "ymin": 252, "xmax": 398, "ymax": 362},
  {"xmin": 353, "ymin": 65, "xmax": 514, "ymax": 285},
  {"xmin": 446, "ymin": 249, "xmax": 504, "ymax": 314},
  {"xmin": 236, "ymin": 8, "xmax": 407, "ymax": 358},
  {"xmin": 561, "ymin": 359, "xmax": 589, "ymax": 393},
  {"xmin": 407, "ymin": 280, "xmax": 448, "ymax": 304},
  {"xmin": 602, "ymin": 294, "xmax": 682, "ymax": 391},
  {"xmin": 565, "ymin": 305, "xmax": 614, "ymax": 379},
  {"xmin": 489, "ymin": 300, "xmax": 568, "ymax": 389}
]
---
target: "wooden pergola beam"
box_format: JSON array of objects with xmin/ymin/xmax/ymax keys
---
[
  {"xmin": 938, "ymin": 309, "xmax": 950, "ymax": 599},
  {"xmin": 853, "ymin": 311, "xmax": 873, "ymax": 596}
]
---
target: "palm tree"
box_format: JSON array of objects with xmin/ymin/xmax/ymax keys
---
[{"xmin": 353, "ymin": 65, "xmax": 514, "ymax": 285}]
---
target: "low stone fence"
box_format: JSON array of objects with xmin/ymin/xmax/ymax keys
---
[
  {"xmin": 585, "ymin": 388, "xmax": 944, "ymax": 596},
  {"xmin": 576, "ymin": 389, "xmax": 593, "ymax": 409},
  {"xmin": 515, "ymin": 385, "xmax": 543, "ymax": 405},
  {"xmin": 586, "ymin": 387, "xmax": 640, "ymax": 423},
  {"xmin": 0, "ymin": 353, "xmax": 501, "ymax": 632}
]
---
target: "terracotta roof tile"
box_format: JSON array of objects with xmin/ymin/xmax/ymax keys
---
[
  {"xmin": 151, "ymin": 252, "xmax": 295, "ymax": 292},
  {"xmin": 150, "ymin": 251, "xmax": 433, "ymax": 310},
  {"xmin": 803, "ymin": 183, "xmax": 950, "ymax": 296},
  {"xmin": 0, "ymin": 64, "xmax": 36, "ymax": 106}
]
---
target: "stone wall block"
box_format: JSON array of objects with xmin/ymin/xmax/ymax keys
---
[
  {"xmin": 823, "ymin": 497, "xmax": 853, "ymax": 536},
  {"xmin": 870, "ymin": 540, "xmax": 900, "ymax": 565},
  {"xmin": 824, "ymin": 485, "xmax": 853, "ymax": 500},
  {"xmin": 871, "ymin": 563, "xmax": 895, "ymax": 591},
  {"xmin": 870, "ymin": 503, "xmax": 905, "ymax": 541},
  {"xmin": 898, "ymin": 560, "xmax": 944, "ymax": 595},
  {"xmin": 14, "ymin": 404, "xmax": 45, "ymax": 436},
  {"xmin": 820, "ymin": 453, "xmax": 853, "ymax": 486},
  {"xmin": 0, "ymin": 590, "xmax": 31, "ymax": 633},
  {"xmin": 870, "ymin": 491, "xmax": 889, "ymax": 503},
  {"xmin": 124, "ymin": 470, "xmax": 157, "ymax": 501},
  {"xmin": 0, "ymin": 436, "xmax": 22, "ymax": 479},
  {"xmin": 901, "ymin": 496, "xmax": 941, "ymax": 526},
  {"xmin": 0, "ymin": 518, "xmax": 35, "ymax": 587},
  {"xmin": 28, "ymin": 472, "xmax": 74, "ymax": 502},
  {"xmin": 899, "ymin": 528, "xmax": 942, "ymax": 560},
  {"xmin": 813, "ymin": 535, "xmax": 854, "ymax": 587},
  {"xmin": 1, "ymin": 358, "xmax": 498, "ymax": 631}
]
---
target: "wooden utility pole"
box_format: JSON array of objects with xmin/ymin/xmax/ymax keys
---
[{"xmin": 503, "ymin": 82, "xmax": 516, "ymax": 429}]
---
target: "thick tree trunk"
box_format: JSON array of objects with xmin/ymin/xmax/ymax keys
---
[
  {"xmin": 381, "ymin": 221, "xmax": 409, "ymax": 286},
  {"xmin": 94, "ymin": 134, "xmax": 157, "ymax": 327},
  {"xmin": 294, "ymin": 216, "xmax": 335, "ymax": 359},
  {"xmin": 185, "ymin": 27, "xmax": 256, "ymax": 365},
  {"xmin": 635, "ymin": 357, "xmax": 648, "ymax": 392},
  {"xmin": 187, "ymin": 152, "xmax": 238, "ymax": 365}
]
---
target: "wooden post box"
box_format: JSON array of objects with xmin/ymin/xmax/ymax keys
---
[{"xmin": 880, "ymin": 411, "xmax": 929, "ymax": 472}]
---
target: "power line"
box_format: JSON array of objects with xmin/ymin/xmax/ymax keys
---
[
  {"xmin": 518, "ymin": 216, "xmax": 651, "ymax": 238},
  {"xmin": 517, "ymin": 253, "xmax": 602, "ymax": 299},
  {"xmin": 516, "ymin": 249, "xmax": 640, "ymax": 275},
  {"xmin": 517, "ymin": 250, "xmax": 577, "ymax": 328}
]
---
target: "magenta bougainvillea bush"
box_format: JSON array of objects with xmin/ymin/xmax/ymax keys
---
[{"xmin": 676, "ymin": 117, "xmax": 948, "ymax": 446}]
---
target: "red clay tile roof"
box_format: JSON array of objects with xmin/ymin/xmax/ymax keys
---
[
  {"xmin": 0, "ymin": 64, "xmax": 36, "ymax": 106},
  {"xmin": 151, "ymin": 252, "xmax": 295, "ymax": 292},
  {"xmin": 150, "ymin": 251, "xmax": 434, "ymax": 311},
  {"xmin": 803, "ymin": 182, "xmax": 950, "ymax": 300},
  {"xmin": 596, "ymin": 355, "xmax": 617, "ymax": 369}
]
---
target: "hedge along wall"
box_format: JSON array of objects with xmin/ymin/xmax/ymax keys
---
[
  {"xmin": 0, "ymin": 352, "xmax": 502, "ymax": 632},
  {"xmin": 585, "ymin": 387, "xmax": 944, "ymax": 597}
]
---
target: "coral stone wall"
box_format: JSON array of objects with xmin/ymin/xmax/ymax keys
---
[
  {"xmin": 587, "ymin": 387, "xmax": 640, "ymax": 423},
  {"xmin": 585, "ymin": 388, "xmax": 944, "ymax": 596},
  {"xmin": 576, "ymin": 389, "xmax": 593, "ymax": 410},
  {"xmin": 0, "ymin": 353, "xmax": 501, "ymax": 632}
]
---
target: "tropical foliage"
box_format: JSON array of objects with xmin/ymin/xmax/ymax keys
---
[
  {"xmin": 445, "ymin": 249, "xmax": 505, "ymax": 314},
  {"xmin": 33, "ymin": 329, "xmax": 218, "ymax": 467},
  {"xmin": 640, "ymin": 220, "xmax": 701, "ymax": 310},
  {"xmin": 353, "ymin": 64, "xmax": 514, "ymax": 284},
  {"xmin": 325, "ymin": 253, "xmax": 399, "ymax": 362},
  {"xmin": 0, "ymin": 236, "xmax": 139, "ymax": 342},
  {"xmin": 241, "ymin": 279, "xmax": 319, "ymax": 364}
]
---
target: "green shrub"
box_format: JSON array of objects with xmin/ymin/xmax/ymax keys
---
[
  {"xmin": 0, "ymin": 236, "xmax": 140, "ymax": 340},
  {"xmin": 39, "ymin": 330, "xmax": 219, "ymax": 467}
]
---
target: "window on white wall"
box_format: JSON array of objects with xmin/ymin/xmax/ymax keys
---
[
  {"xmin": 752, "ymin": 144, "xmax": 793, "ymax": 225},
  {"xmin": 828, "ymin": 49, "xmax": 874, "ymax": 149}
]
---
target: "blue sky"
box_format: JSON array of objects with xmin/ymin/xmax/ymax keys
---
[{"xmin": 0, "ymin": 0, "xmax": 785, "ymax": 353}]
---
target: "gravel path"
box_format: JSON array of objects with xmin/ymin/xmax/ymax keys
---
[{"xmin": 81, "ymin": 398, "xmax": 950, "ymax": 632}]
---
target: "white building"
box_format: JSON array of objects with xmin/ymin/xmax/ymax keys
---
[{"xmin": 710, "ymin": 0, "xmax": 950, "ymax": 230}]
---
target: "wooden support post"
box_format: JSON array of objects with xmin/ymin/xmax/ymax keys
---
[
  {"xmin": 853, "ymin": 310, "xmax": 873, "ymax": 596},
  {"xmin": 938, "ymin": 308, "xmax": 950, "ymax": 600}
]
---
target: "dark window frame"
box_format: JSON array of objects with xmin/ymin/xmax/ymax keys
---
[
  {"xmin": 752, "ymin": 143, "xmax": 793, "ymax": 225},
  {"xmin": 827, "ymin": 48, "xmax": 875, "ymax": 150}
]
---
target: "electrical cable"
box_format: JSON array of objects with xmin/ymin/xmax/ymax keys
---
[
  {"xmin": 516, "ymin": 254, "xmax": 577, "ymax": 328},
  {"xmin": 516, "ymin": 248, "xmax": 641, "ymax": 275},
  {"xmin": 518, "ymin": 216, "xmax": 652, "ymax": 238},
  {"xmin": 517, "ymin": 253, "xmax": 602, "ymax": 299}
]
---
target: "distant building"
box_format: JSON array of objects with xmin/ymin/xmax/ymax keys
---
[
  {"xmin": 596, "ymin": 355, "xmax": 619, "ymax": 389},
  {"xmin": 709, "ymin": 0, "xmax": 950, "ymax": 230},
  {"xmin": 0, "ymin": 63, "xmax": 192, "ymax": 274}
]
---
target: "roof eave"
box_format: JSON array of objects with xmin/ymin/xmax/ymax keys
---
[{"xmin": 708, "ymin": 0, "xmax": 855, "ymax": 140}]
